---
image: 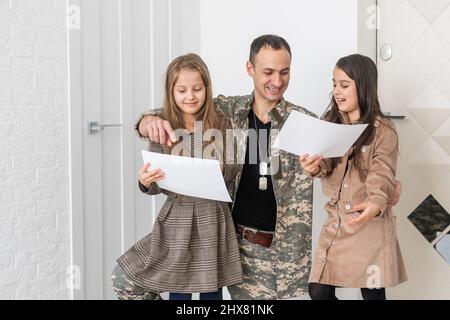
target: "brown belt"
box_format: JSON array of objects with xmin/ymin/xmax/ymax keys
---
[{"xmin": 235, "ymin": 225, "xmax": 273, "ymax": 248}]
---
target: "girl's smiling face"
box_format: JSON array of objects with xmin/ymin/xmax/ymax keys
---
[
  {"xmin": 173, "ymin": 69, "xmax": 206, "ymax": 117},
  {"xmin": 333, "ymin": 67, "xmax": 360, "ymax": 123}
]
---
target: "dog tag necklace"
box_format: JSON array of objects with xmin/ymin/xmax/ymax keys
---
[{"xmin": 253, "ymin": 111, "xmax": 268, "ymax": 191}]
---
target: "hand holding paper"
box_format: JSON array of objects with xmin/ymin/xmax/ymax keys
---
[
  {"xmin": 138, "ymin": 162, "xmax": 165, "ymax": 189},
  {"xmin": 141, "ymin": 150, "xmax": 232, "ymax": 202},
  {"xmin": 299, "ymin": 153, "xmax": 323, "ymax": 176},
  {"xmin": 272, "ymin": 111, "xmax": 368, "ymax": 158}
]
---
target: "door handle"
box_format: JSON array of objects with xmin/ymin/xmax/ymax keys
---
[
  {"xmin": 383, "ymin": 112, "xmax": 405, "ymax": 120},
  {"xmin": 87, "ymin": 121, "xmax": 122, "ymax": 134}
]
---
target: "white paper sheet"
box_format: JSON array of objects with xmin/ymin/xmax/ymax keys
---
[
  {"xmin": 272, "ymin": 111, "xmax": 368, "ymax": 158},
  {"xmin": 141, "ymin": 150, "xmax": 232, "ymax": 202}
]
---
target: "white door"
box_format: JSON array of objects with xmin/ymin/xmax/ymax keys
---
[
  {"xmin": 378, "ymin": 0, "xmax": 450, "ymax": 299},
  {"xmin": 68, "ymin": 0, "xmax": 179, "ymax": 299}
]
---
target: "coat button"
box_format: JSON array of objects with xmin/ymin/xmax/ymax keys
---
[
  {"xmin": 345, "ymin": 204, "xmax": 351, "ymax": 210},
  {"xmin": 362, "ymin": 147, "xmax": 367, "ymax": 153},
  {"xmin": 334, "ymin": 223, "xmax": 339, "ymax": 229},
  {"xmin": 344, "ymin": 183, "xmax": 349, "ymax": 189}
]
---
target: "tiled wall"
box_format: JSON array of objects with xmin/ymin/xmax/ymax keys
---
[
  {"xmin": 378, "ymin": 0, "xmax": 450, "ymax": 298},
  {"xmin": 0, "ymin": 0, "xmax": 70, "ymax": 299}
]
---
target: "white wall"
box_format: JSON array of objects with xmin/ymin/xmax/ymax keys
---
[
  {"xmin": 0, "ymin": 0, "xmax": 70, "ymax": 299},
  {"xmin": 200, "ymin": 0, "xmax": 358, "ymax": 116},
  {"xmin": 198, "ymin": 0, "xmax": 359, "ymax": 299}
]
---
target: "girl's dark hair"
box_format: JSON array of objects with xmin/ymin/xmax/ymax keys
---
[{"xmin": 323, "ymin": 54, "xmax": 388, "ymax": 169}]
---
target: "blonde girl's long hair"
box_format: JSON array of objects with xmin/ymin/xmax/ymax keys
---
[{"xmin": 161, "ymin": 53, "xmax": 219, "ymax": 131}]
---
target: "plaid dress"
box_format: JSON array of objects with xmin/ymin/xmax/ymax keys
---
[{"xmin": 117, "ymin": 114, "xmax": 243, "ymax": 293}]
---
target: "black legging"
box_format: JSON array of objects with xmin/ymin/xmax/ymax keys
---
[{"xmin": 308, "ymin": 283, "xmax": 386, "ymax": 300}]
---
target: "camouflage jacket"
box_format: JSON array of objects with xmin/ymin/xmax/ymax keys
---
[
  {"xmin": 135, "ymin": 94, "xmax": 316, "ymax": 299},
  {"xmin": 215, "ymin": 94, "xmax": 316, "ymax": 299}
]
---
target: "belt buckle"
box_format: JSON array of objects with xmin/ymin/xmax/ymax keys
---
[
  {"xmin": 240, "ymin": 227, "xmax": 248, "ymax": 240},
  {"xmin": 237, "ymin": 225, "xmax": 249, "ymax": 240}
]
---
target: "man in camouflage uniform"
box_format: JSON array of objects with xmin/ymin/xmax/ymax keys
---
[
  {"xmin": 213, "ymin": 94, "xmax": 315, "ymax": 299},
  {"xmin": 125, "ymin": 35, "xmax": 316, "ymax": 300}
]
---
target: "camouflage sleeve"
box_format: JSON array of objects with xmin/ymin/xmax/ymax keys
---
[
  {"xmin": 134, "ymin": 108, "xmax": 163, "ymax": 139},
  {"xmin": 291, "ymin": 104, "xmax": 318, "ymax": 119},
  {"xmin": 305, "ymin": 108, "xmax": 318, "ymax": 118},
  {"xmin": 214, "ymin": 95, "xmax": 238, "ymax": 120}
]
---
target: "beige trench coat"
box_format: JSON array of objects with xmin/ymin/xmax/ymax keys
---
[{"xmin": 309, "ymin": 115, "xmax": 407, "ymax": 288}]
